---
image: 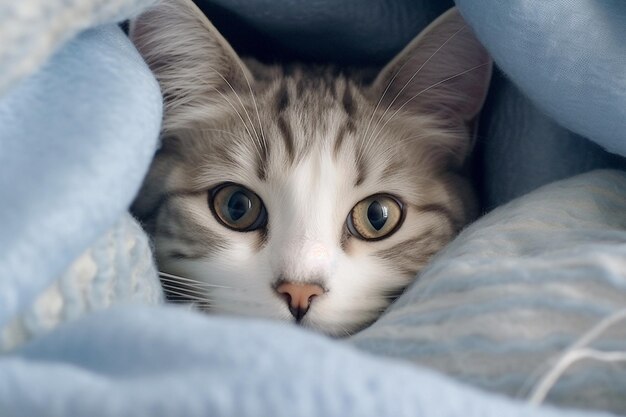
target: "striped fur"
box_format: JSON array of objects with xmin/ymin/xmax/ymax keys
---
[{"xmin": 130, "ymin": 0, "xmax": 491, "ymax": 335}]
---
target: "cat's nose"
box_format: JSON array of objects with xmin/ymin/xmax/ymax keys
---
[{"xmin": 275, "ymin": 281, "xmax": 325, "ymax": 322}]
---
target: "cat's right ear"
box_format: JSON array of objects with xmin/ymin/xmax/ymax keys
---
[
  {"xmin": 130, "ymin": 0, "xmax": 253, "ymax": 117},
  {"xmin": 371, "ymin": 8, "xmax": 492, "ymax": 124}
]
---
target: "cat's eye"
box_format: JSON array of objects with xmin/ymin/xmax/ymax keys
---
[
  {"xmin": 209, "ymin": 183, "xmax": 267, "ymax": 231},
  {"xmin": 347, "ymin": 194, "xmax": 404, "ymax": 241}
]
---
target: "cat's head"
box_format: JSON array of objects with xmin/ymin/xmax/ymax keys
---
[{"xmin": 131, "ymin": 0, "xmax": 491, "ymax": 336}]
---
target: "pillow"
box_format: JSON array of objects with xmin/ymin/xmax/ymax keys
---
[{"xmin": 352, "ymin": 170, "xmax": 626, "ymax": 414}]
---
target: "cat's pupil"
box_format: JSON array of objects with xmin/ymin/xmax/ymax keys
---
[
  {"xmin": 367, "ymin": 200, "xmax": 388, "ymax": 231},
  {"xmin": 228, "ymin": 191, "xmax": 251, "ymax": 221}
]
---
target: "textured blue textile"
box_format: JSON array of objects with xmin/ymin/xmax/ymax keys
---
[
  {"xmin": 478, "ymin": 72, "xmax": 626, "ymax": 210},
  {"xmin": 455, "ymin": 0, "xmax": 626, "ymax": 156},
  {"xmin": 0, "ymin": 25, "xmax": 162, "ymax": 328},
  {"xmin": 1, "ymin": 0, "xmax": 626, "ymax": 416},
  {"xmin": 0, "ymin": 214, "xmax": 162, "ymax": 351},
  {"xmin": 0, "ymin": 306, "xmax": 617, "ymax": 417},
  {"xmin": 0, "ymin": 0, "xmax": 158, "ymax": 94},
  {"xmin": 353, "ymin": 170, "xmax": 626, "ymax": 413}
]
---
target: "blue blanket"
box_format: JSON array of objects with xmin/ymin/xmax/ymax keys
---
[
  {"xmin": 1, "ymin": 0, "xmax": 625, "ymax": 416},
  {"xmin": 0, "ymin": 306, "xmax": 617, "ymax": 417}
]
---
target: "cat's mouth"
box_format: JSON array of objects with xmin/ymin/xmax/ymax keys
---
[{"xmin": 159, "ymin": 270, "xmax": 389, "ymax": 336}]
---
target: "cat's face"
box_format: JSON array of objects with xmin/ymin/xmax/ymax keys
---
[{"xmin": 131, "ymin": 0, "xmax": 491, "ymax": 336}]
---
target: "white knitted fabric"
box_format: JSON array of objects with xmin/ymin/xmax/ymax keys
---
[{"xmin": 1, "ymin": 214, "xmax": 163, "ymax": 351}]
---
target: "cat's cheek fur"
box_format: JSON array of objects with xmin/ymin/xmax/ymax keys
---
[
  {"xmin": 159, "ymin": 248, "xmax": 288, "ymax": 320},
  {"xmin": 312, "ymin": 256, "xmax": 410, "ymax": 333},
  {"xmin": 158, "ymin": 243, "xmax": 406, "ymax": 335}
]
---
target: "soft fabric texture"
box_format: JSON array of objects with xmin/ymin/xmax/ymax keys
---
[
  {"xmin": 1, "ymin": 0, "xmax": 626, "ymax": 416},
  {"xmin": 477, "ymin": 71, "xmax": 626, "ymax": 210},
  {"xmin": 455, "ymin": 0, "xmax": 626, "ymax": 157},
  {"xmin": 0, "ymin": 306, "xmax": 616, "ymax": 417},
  {"xmin": 0, "ymin": 24, "xmax": 162, "ymax": 329},
  {"xmin": 0, "ymin": 0, "xmax": 158, "ymax": 94},
  {"xmin": 353, "ymin": 170, "xmax": 626, "ymax": 414},
  {"xmin": 1, "ymin": 214, "xmax": 162, "ymax": 352}
]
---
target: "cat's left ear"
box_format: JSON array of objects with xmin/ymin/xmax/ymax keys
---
[
  {"xmin": 130, "ymin": 0, "xmax": 253, "ymax": 117},
  {"xmin": 372, "ymin": 8, "xmax": 492, "ymax": 123}
]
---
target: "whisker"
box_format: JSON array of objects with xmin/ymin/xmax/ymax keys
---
[
  {"xmin": 187, "ymin": 74, "xmax": 264, "ymax": 163},
  {"xmin": 161, "ymin": 282, "xmax": 215, "ymax": 298},
  {"xmin": 192, "ymin": 303, "xmax": 212, "ymax": 313},
  {"xmin": 167, "ymin": 300, "xmax": 208, "ymax": 308},
  {"xmin": 361, "ymin": 65, "xmax": 407, "ymax": 155},
  {"xmin": 361, "ymin": 25, "xmax": 467, "ymax": 160},
  {"xmin": 205, "ymin": 65, "xmax": 260, "ymax": 140},
  {"xmin": 196, "ymin": 128, "xmax": 265, "ymax": 172},
  {"xmin": 370, "ymin": 26, "xmax": 467, "ymax": 139},
  {"xmin": 158, "ymin": 271, "xmax": 235, "ymax": 289},
  {"xmin": 162, "ymin": 287, "xmax": 214, "ymax": 304},
  {"xmin": 201, "ymin": 66, "xmax": 264, "ymax": 157},
  {"xmin": 234, "ymin": 58, "xmax": 266, "ymax": 151},
  {"xmin": 334, "ymin": 323, "xmax": 354, "ymax": 338},
  {"xmin": 190, "ymin": 74, "xmax": 257, "ymax": 140},
  {"xmin": 369, "ymin": 62, "xmax": 491, "ymax": 143},
  {"xmin": 159, "ymin": 276, "xmax": 229, "ymax": 291},
  {"xmin": 212, "ymin": 97, "xmax": 261, "ymax": 161}
]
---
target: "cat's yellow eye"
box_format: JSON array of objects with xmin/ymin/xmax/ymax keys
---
[
  {"xmin": 210, "ymin": 183, "xmax": 267, "ymax": 231},
  {"xmin": 347, "ymin": 194, "xmax": 404, "ymax": 241}
]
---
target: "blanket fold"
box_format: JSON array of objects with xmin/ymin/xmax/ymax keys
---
[
  {"xmin": 0, "ymin": 24, "xmax": 162, "ymax": 328},
  {"xmin": 1, "ymin": 0, "xmax": 625, "ymax": 416}
]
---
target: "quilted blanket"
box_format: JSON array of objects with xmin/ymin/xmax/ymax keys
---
[{"xmin": 1, "ymin": 0, "xmax": 625, "ymax": 416}]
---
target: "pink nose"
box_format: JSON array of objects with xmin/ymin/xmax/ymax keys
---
[{"xmin": 275, "ymin": 282, "xmax": 325, "ymax": 322}]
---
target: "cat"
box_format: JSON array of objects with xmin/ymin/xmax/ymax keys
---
[{"xmin": 130, "ymin": 0, "xmax": 492, "ymax": 336}]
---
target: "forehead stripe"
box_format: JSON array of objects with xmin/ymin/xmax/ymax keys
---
[
  {"xmin": 277, "ymin": 115, "xmax": 295, "ymax": 163},
  {"xmin": 256, "ymin": 137, "xmax": 269, "ymax": 181}
]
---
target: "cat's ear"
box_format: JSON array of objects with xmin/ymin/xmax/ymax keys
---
[
  {"xmin": 372, "ymin": 8, "xmax": 492, "ymax": 122},
  {"xmin": 130, "ymin": 0, "xmax": 253, "ymax": 114}
]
